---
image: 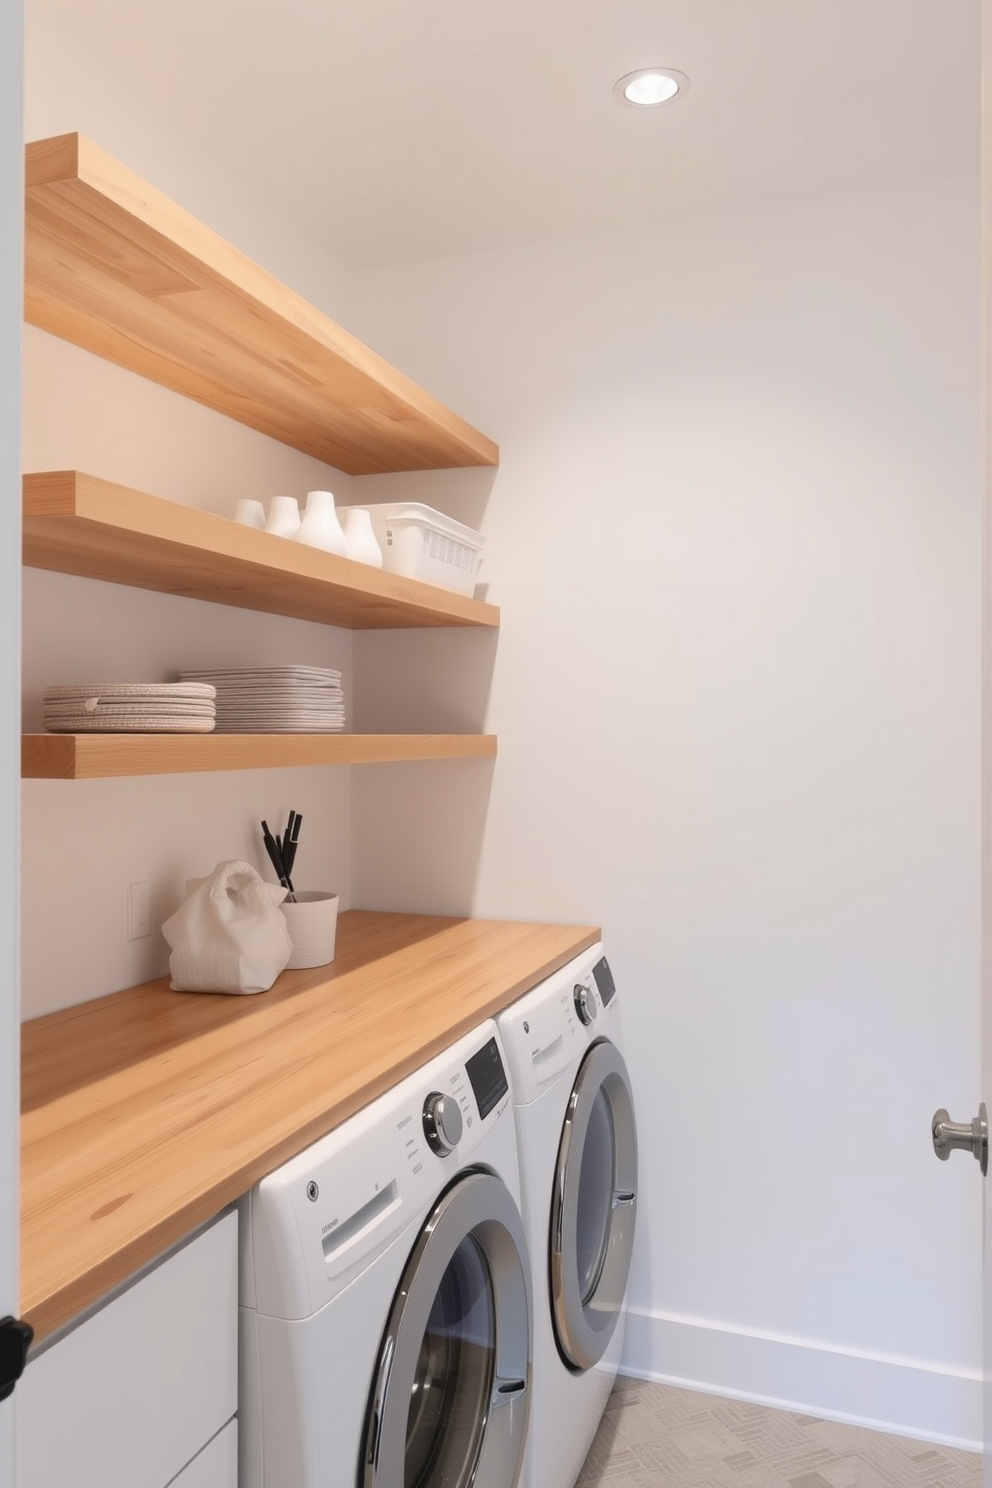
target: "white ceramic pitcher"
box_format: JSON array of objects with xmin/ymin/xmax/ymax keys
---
[{"xmin": 296, "ymin": 490, "xmax": 347, "ymax": 556}]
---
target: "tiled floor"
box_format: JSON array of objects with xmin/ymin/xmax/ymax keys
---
[{"xmin": 576, "ymin": 1377, "xmax": 981, "ymax": 1488}]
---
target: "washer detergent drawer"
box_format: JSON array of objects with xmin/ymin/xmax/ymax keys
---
[{"xmin": 17, "ymin": 1211, "xmax": 238, "ymax": 1488}]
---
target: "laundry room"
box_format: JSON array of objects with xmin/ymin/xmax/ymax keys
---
[{"xmin": 0, "ymin": 2, "xmax": 985, "ymax": 1487}]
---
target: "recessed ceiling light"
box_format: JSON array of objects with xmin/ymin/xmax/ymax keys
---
[{"xmin": 614, "ymin": 68, "xmax": 690, "ymax": 108}]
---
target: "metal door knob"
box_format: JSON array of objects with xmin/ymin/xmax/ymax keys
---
[{"xmin": 931, "ymin": 1103, "xmax": 988, "ymax": 1176}]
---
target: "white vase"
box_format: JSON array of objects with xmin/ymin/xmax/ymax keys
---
[
  {"xmin": 265, "ymin": 495, "xmax": 301, "ymax": 538},
  {"xmin": 343, "ymin": 508, "xmax": 383, "ymax": 568},
  {"xmin": 296, "ymin": 490, "xmax": 347, "ymax": 556}
]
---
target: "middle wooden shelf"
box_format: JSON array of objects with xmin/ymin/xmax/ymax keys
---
[{"xmin": 24, "ymin": 471, "xmax": 500, "ymax": 630}]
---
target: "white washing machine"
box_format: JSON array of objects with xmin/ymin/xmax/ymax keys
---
[
  {"xmin": 497, "ymin": 946, "xmax": 637, "ymax": 1488},
  {"xmin": 239, "ymin": 1020, "xmax": 532, "ymax": 1488}
]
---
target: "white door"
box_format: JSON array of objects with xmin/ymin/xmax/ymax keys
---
[{"xmin": 0, "ymin": 1, "xmax": 23, "ymax": 1485}]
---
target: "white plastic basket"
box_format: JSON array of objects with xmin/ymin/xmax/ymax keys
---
[{"xmin": 340, "ymin": 502, "xmax": 484, "ymax": 597}]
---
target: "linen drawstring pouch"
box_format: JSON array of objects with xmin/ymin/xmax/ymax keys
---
[{"xmin": 162, "ymin": 859, "xmax": 292, "ymax": 994}]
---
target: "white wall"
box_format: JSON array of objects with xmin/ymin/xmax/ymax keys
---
[
  {"xmin": 0, "ymin": 0, "xmax": 23, "ymax": 1478},
  {"xmin": 348, "ymin": 177, "xmax": 983, "ymax": 1445},
  {"xmin": 21, "ymin": 23, "xmax": 358, "ymax": 1017}
]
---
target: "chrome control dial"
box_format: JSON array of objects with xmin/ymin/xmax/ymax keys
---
[
  {"xmin": 573, "ymin": 982, "xmax": 597, "ymax": 1026},
  {"xmin": 422, "ymin": 1091, "xmax": 464, "ymax": 1156}
]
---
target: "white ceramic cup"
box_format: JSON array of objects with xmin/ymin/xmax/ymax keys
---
[
  {"xmin": 265, "ymin": 495, "xmax": 302, "ymax": 539},
  {"xmin": 233, "ymin": 499, "xmax": 266, "ymax": 529},
  {"xmin": 279, "ymin": 891, "xmax": 339, "ymax": 970}
]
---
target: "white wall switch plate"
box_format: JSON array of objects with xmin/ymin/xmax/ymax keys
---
[{"xmin": 127, "ymin": 880, "xmax": 151, "ymax": 941}]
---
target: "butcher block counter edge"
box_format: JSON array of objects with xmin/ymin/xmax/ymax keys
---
[{"xmin": 21, "ymin": 909, "xmax": 600, "ymax": 1344}]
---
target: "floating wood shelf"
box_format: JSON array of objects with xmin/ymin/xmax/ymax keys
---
[
  {"xmin": 23, "ymin": 732, "xmax": 497, "ymax": 780},
  {"xmin": 24, "ymin": 134, "xmax": 499, "ymax": 476},
  {"xmin": 24, "ymin": 472, "xmax": 499, "ymax": 630}
]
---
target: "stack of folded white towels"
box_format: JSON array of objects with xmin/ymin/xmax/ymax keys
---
[{"xmin": 177, "ymin": 666, "xmax": 345, "ymax": 732}]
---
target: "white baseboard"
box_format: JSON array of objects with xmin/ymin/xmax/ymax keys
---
[{"xmin": 621, "ymin": 1308, "xmax": 982, "ymax": 1453}]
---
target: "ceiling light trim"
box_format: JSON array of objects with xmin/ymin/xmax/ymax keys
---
[{"xmin": 613, "ymin": 68, "xmax": 690, "ymax": 109}]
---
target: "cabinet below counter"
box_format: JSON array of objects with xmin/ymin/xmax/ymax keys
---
[
  {"xmin": 20, "ymin": 910, "xmax": 600, "ymax": 1344},
  {"xmin": 18, "ymin": 1213, "xmax": 237, "ymax": 1488}
]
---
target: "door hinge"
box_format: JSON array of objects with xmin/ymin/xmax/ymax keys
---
[{"xmin": 0, "ymin": 1315, "xmax": 33, "ymax": 1402}]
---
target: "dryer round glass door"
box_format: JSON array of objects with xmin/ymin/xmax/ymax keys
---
[
  {"xmin": 550, "ymin": 1038, "xmax": 637, "ymax": 1372},
  {"xmin": 363, "ymin": 1171, "xmax": 532, "ymax": 1488}
]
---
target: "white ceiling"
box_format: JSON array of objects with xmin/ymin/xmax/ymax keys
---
[{"xmin": 30, "ymin": 0, "xmax": 980, "ymax": 269}]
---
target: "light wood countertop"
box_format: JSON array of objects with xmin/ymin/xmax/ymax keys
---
[{"xmin": 21, "ymin": 910, "xmax": 599, "ymax": 1344}]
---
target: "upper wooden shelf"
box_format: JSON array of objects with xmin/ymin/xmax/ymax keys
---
[
  {"xmin": 24, "ymin": 134, "xmax": 499, "ymax": 476},
  {"xmin": 23, "ymin": 471, "xmax": 499, "ymax": 630}
]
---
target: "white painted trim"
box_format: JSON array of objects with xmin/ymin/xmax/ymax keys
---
[
  {"xmin": 621, "ymin": 1308, "xmax": 982, "ymax": 1454},
  {"xmin": 980, "ymin": 0, "xmax": 992, "ymax": 1474},
  {"xmin": 0, "ymin": 0, "xmax": 22, "ymax": 1484}
]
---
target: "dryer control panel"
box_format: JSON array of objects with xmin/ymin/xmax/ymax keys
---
[{"xmin": 496, "ymin": 943, "xmax": 625, "ymax": 1106}]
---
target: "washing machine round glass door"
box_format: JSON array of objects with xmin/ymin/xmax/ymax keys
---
[
  {"xmin": 362, "ymin": 1170, "xmax": 531, "ymax": 1488},
  {"xmin": 550, "ymin": 1038, "xmax": 637, "ymax": 1371}
]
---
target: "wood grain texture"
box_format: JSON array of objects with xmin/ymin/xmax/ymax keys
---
[
  {"xmin": 24, "ymin": 135, "xmax": 499, "ymax": 475},
  {"xmin": 22, "ymin": 732, "xmax": 497, "ymax": 779},
  {"xmin": 20, "ymin": 910, "xmax": 601, "ymax": 1342},
  {"xmin": 23, "ymin": 472, "xmax": 500, "ymax": 630}
]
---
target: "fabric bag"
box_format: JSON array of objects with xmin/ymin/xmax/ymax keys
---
[{"xmin": 162, "ymin": 859, "xmax": 293, "ymax": 994}]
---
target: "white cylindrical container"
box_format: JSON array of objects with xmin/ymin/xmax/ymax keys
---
[
  {"xmin": 342, "ymin": 508, "xmax": 383, "ymax": 568},
  {"xmin": 265, "ymin": 495, "xmax": 301, "ymax": 538},
  {"xmin": 279, "ymin": 891, "xmax": 339, "ymax": 970},
  {"xmin": 296, "ymin": 490, "xmax": 347, "ymax": 556},
  {"xmin": 234, "ymin": 498, "xmax": 266, "ymax": 530}
]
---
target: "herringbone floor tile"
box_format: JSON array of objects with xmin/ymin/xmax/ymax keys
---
[{"xmin": 575, "ymin": 1379, "xmax": 981, "ymax": 1488}]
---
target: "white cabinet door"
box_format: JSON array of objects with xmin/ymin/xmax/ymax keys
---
[
  {"xmin": 17, "ymin": 1215, "xmax": 238, "ymax": 1488},
  {"xmin": 0, "ymin": 2, "xmax": 23, "ymax": 1486},
  {"xmin": 170, "ymin": 1422, "xmax": 238, "ymax": 1488}
]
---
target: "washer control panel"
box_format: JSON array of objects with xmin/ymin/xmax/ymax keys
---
[
  {"xmin": 254, "ymin": 1020, "xmax": 512, "ymax": 1317},
  {"xmin": 465, "ymin": 1035, "xmax": 509, "ymax": 1119},
  {"xmin": 397, "ymin": 1033, "xmax": 510, "ymax": 1170},
  {"xmin": 592, "ymin": 955, "xmax": 617, "ymax": 1006},
  {"xmin": 573, "ymin": 981, "xmax": 597, "ymax": 1026},
  {"xmin": 422, "ymin": 1091, "xmax": 464, "ymax": 1156}
]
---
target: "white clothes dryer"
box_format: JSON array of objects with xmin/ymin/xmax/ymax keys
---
[
  {"xmin": 497, "ymin": 946, "xmax": 637, "ymax": 1488},
  {"xmin": 239, "ymin": 1021, "xmax": 532, "ymax": 1488}
]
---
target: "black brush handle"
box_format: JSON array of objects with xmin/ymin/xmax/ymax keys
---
[
  {"xmin": 261, "ymin": 820, "xmax": 296, "ymax": 901},
  {"xmin": 285, "ymin": 811, "xmax": 303, "ymax": 877}
]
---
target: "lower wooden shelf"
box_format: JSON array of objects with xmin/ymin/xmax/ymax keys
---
[{"xmin": 22, "ymin": 732, "xmax": 497, "ymax": 779}]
